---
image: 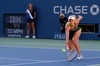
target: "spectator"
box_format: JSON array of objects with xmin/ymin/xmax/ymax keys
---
[
  {"xmin": 59, "ymin": 13, "xmax": 68, "ymax": 33},
  {"xmin": 25, "ymin": 3, "xmax": 36, "ymax": 38}
]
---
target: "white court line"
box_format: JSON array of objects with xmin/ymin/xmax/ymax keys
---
[
  {"xmin": 0, "ymin": 59, "xmax": 67, "ymax": 66},
  {"xmin": 0, "ymin": 57, "xmax": 47, "ymax": 62},
  {"xmin": 86, "ymin": 64, "xmax": 100, "ymax": 66},
  {"xmin": 0, "ymin": 46, "xmax": 60, "ymax": 50},
  {"xmin": 0, "ymin": 45, "xmax": 100, "ymax": 51},
  {"xmin": 79, "ymin": 57, "xmax": 100, "ymax": 60},
  {"xmin": 1, "ymin": 57, "xmax": 100, "ymax": 66}
]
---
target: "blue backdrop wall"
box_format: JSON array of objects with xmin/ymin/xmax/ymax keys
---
[{"xmin": 0, "ymin": 0, "xmax": 100, "ymax": 39}]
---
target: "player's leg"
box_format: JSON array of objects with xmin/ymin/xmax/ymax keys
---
[
  {"xmin": 72, "ymin": 29, "xmax": 83, "ymax": 59},
  {"xmin": 68, "ymin": 40, "xmax": 75, "ymax": 51},
  {"xmin": 25, "ymin": 23, "xmax": 30, "ymax": 38},
  {"xmin": 31, "ymin": 21, "xmax": 36, "ymax": 38},
  {"xmin": 66, "ymin": 40, "xmax": 75, "ymax": 54},
  {"xmin": 67, "ymin": 31, "xmax": 76, "ymax": 51},
  {"xmin": 72, "ymin": 30, "xmax": 81, "ymax": 54},
  {"xmin": 66, "ymin": 31, "xmax": 77, "ymax": 60},
  {"xmin": 66, "ymin": 40, "xmax": 77, "ymax": 61}
]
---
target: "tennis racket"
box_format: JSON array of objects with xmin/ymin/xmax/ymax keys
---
[{"xmin": 67, "ymin": 50, "xmax": 77, "ymax": 61}]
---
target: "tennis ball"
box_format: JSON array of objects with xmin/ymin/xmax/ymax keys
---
[{"xmin": 62, "ymin": 48, "xmax": 66, "ymax": 52}]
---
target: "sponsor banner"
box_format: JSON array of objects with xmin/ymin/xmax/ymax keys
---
[
  {"xmin": 3, "ymin": 14, "xmax": 26, "ymax": 38},
  {"xmin": 54, "ymin": 33, "xmax": 66, "ymax": 40}
]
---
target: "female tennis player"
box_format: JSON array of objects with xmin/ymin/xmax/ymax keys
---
[{"xmin": 65, "ymin": 15, "xmax": 83, "ymax": 60}]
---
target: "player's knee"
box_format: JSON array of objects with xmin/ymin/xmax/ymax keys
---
[{"xmin": 72, "ymin": 38, "xmax": 77, "ymax": 42}]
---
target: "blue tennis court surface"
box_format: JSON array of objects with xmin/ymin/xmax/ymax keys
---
[{"xmin": 0, "ymin": 46, "xmax": 100, "ymax": 66}]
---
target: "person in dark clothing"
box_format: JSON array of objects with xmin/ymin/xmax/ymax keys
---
[
  {"xmin": 25, "ymin": 3, "xmax": 36, "ymax": 39},
  {"xmin": 59, "ymin": 13, "xmax": 68, "ymax": 33}
]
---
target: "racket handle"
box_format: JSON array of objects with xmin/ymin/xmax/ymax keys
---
[
  {"xmin": 65, "ymin": 44, "xmax": 69, "ymax": 49},
  {"xmin": 65, "ymin": 45, "xmax": 69, "ymax": 50},
  {"xmin": 66, "ymin": 46, "xmax": 69, "ymax": 50}
]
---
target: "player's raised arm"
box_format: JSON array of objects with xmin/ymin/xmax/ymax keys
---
[
  {"xmin": 77, "ymin": 15, "xmax": 83, "ymax": 21},
  {"xmin": 75, "ymin": 15, "xmax": 83, "ymax": 24}
]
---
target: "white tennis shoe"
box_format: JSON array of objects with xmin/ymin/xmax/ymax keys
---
[
  {"xmin": 77, "ymin": 54, "xmax": 83, "ymax": 60},
  {"xmin": 25, "ymin": 35, "xmax": 29, "ymax": 39},
  {"xmin": 32, "ymin": 36, "xmax": 36, "ymax": 39}
]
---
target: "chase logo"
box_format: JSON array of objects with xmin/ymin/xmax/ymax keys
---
[
  {"xmin": 90, "ymin": 4, "xmax": 99, "ymax": 15},
  {"xmin": 53, "ymin": 4, "xmax": 100, "ymax": 16}
]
